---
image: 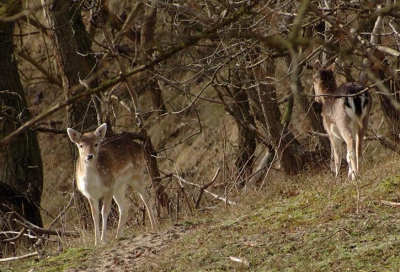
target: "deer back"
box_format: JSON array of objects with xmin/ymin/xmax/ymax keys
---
[
  {"xmin": 72, "ymin": 132, "xmax": 145, "ymax": 190},
  {"xmin": 338, "ymin": 82, "xmax": 371, "ymax": 119},
  {"xmin": 96, "ymin": 134, "xmax": 146, "ymax": 184}
]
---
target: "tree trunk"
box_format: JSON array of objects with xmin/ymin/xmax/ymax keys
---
[
  {"xmin": 214, "ymin": 67, "xmax": 257, "ymax": 187},
  {"xmin": 0, "ymin": 0, "xmax": 44, "ymax": 255},
  {"xmin": 0, "ymin": 0, "xmax": 43, "ymax": 222},
  {"xmin": 140, "ymin": 1, "xmax": 166, "ymax": 117},
  {"xmin": 370, "ymin": 14, "xmax": 400, "ymax": 149},
  {"xmin": 253, "ymin": 58, "xmax": 302, "ymax": 175},
  {"xmin": 231, "ymin": 70, "xmax": 257, "ymax": 187},
  {"xmin": 379, "ymin": 65, "xmax": 400, "ymax": 144},
  {"xmin": 41, "ymin": 0, "xmax": 99, "ymax": 130},
  {"xmin": 41, "ymin": 0, "xmax": 101, "ymax": 228}
]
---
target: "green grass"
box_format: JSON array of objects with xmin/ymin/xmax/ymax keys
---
[
  {"xmin": 4, "ymin": 151, "xmax": 400, "ymax": 271},
  {"xmin": 0, "ymin": 247, "xmax": 93, "ymax": 271},
  {"xmin": 15, "ymin": 247, "xmax": 93, "ymax": 272},
  {"xmin": 144, "ymin": 167, "xmax": 400, "ymax": 271}
]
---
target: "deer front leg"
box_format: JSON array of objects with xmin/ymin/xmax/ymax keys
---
[
  {"xmin": 88, "ymin": 198, "xmax": 100, "ymax": 246},
  {"xmin": 330, "ymin": 135, "xmax": 343, "ymax": 178},
  {"xmin": 101, "ymin": 192, "xmax": 113, "ymax": 243}
]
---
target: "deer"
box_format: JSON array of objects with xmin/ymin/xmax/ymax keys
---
[
  {"xmin": 312, "ymin": 60, "xmax": 371, "ymax": 180},
  {"xmin": 67, "ymin": 123, "xmax": 158, "ymax": 245}
]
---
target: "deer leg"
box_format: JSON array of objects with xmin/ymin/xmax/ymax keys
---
[
  {"xmin": 330, "ymin": 134, "xmax": 343, "ymax": 178},
  {"xmin": 356, "ymin": 122, "xmax": 368, "ymax": 175},
  {"xmin": 132, "ymin": 181, "xmax": 158, "ymax": 231},
  {"xmin": 345, "ymin": 137, "xmax": 357, "ymax": 180},
  {"xmin": 87, "ymin": 198, "xmax": 100, "ymax": 246},
  {"xmin": 101, "ymin": 192, "xmax": 113, "ymax": 242},
  {"xmin": 355, "ymin": 133, "xmax": 362, "ymax": 174},
  {"xmin": 112, "ymin": 185, "xmax": 128, "ymax": 239}
]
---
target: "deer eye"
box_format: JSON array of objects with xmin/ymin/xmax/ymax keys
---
[
  {"xmin": 95, "ymin": 143, "xmax": 98, "ymax": 147},
  {"xmin": 79, "ymin": 144, "xmax": 83, "ymax": 148}
]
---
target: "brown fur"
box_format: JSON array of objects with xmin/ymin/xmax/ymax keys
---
[{"xmin": 67, "ymin": 124, "xmax": 157, "ymax": 245}]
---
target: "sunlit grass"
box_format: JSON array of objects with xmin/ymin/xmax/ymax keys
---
[{"xmin": 4, "ymin": 144, "xmax": 400, "ymax": 271}]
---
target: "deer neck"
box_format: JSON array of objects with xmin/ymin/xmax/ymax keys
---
[{"xmin": 76, "ymin": 157, "xmax": 100, "ymax": 179}]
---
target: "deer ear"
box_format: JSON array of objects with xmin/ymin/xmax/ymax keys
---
[
  {"xmin": 327, "ymin": 61, "xmax": 335, "ymax": 72},
  {"xmin": 95, "ymin": 123, "xmax": 107, "ymax": 140},
  {"xmin": 67, "ymin": 128, "xmax": 81, "ymax": 144},
  {"xmin": 313, "ymin": 60, "xmax": 322, "ymax": 72}
]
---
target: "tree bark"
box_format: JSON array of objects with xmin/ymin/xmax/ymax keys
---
[
  {"xmin": 41, "ymin": 0, "xmax": 101, "ymax": 227},
  {"xmin": 253, "ymin": 58, "xmax": 302, "ymax": 175},
  {"xmin": 0, "ymin": 0, "xmax": 43, "ymax": 222},
  {"xmin": 231, "ymin": 70, "xmax": 257, "ymax": 187},
  {"xmin": 139, "ymin": 1, "xmax": 166, "ymax": 117},
  {"xmin": 0, "ymin": 181, "xmax": 43, "ymax": 228},
  {"xmin": 41, "ymin": 0, "xmax": 99, "ymax": 130}
]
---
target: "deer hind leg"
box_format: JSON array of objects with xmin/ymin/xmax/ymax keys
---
[
  {"xmin": 88, "ymin": 198, "xmax": 101, "ymax": 246},
  {"xmin": 131, "ymin": 181, "xmax": 158, "ymax": 230},
  {"xmin": 355, "ymin": 133, "xmax": 362, "ymax": 174},
  {"xmin": 112, "ymin": 185, "xmax": 128, "ymax": 239},
  {"xmin": 100, "ymin": 191, "xmax": 113, "ymax": 242},
  {"xmin": 345, "ymin": 136, "xmax": 357, "ymax": 180},
  {"xmin": 356, "ymin": 122, "xmax": 368, "ymax": 175}
]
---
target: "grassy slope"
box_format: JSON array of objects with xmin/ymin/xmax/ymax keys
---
[
  {"xmin": 148, "ymin": 162, "xmax": 400, "ymax": 271},
  {"xmin": 6, "ymin": 147, "xmax": 400, "ymax": 271},
  {"xmin": 4, "ymin": 78, "xmax": 400, "ymax": 271}
]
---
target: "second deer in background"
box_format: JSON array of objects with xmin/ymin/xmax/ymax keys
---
[{"xmin": 313, "ymin": 60, "xmax": 372, "ymax": 180}]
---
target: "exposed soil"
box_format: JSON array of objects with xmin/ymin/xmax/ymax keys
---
[{"xmin": 65, "ymin": 226, "xmax": 190, "ymax": 272}]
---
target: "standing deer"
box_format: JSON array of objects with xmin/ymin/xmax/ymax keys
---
[
  {"xmin": 313, "ymin": 60, "xmax": 371, "ymax": 180},
  {"xmin": 67, "ymin": 123, "xmax": 158, "ymax": 245}
]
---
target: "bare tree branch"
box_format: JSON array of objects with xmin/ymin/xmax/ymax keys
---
[
  {"xmin": 173, "ymin": 173, "xmax": 236, "ymax": 206},
  {"xmin": 0, "ymin": 252, "xmax": 38, "ymax": 263}
]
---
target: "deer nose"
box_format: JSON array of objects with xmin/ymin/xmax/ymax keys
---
[{"xmin": 86, "ymin": 154, "xmax": 94, "ymax": 160}]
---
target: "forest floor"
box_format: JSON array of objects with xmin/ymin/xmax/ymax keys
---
[{"xmin": 4, "ymin": 145, "xmax": 400, "ymax": 271}]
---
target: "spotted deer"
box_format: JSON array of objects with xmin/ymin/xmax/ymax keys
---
[
  {"xmin": 313, "ymin": 60, "xmax": 371, "ymax": 180},
  {"xmin": 67, "ymin": 123, "xmax": 158, "ymax": 245}
]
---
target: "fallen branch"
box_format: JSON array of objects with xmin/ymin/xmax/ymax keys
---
[
  {"xmin": 229, "ymin": 256, "xmax": 250, "ymax": 266},
  {"xmin": 0, "ymin": 252, "xmax": 38, "ymax": 263},
  {"xmin": 381, "ymin": 200, "xmax": 400, "ymax": 207},
  {"xmin": 13, "ymin": 218, "xmax": 78, "ymax": 237},
  {"xmin": 376, "ymin": 136, "xmax": 400, "ymax": 154},
  {"xmin": 173, "ymin": 172, "xmax": 236, "ymax": 206},
  {"xmin": 12, "ymin": 211, "xmax": 77, "ymax": 237},
  {"xmin": 0, "ymin": 228, "xmax": 26, "ymax": 243}
]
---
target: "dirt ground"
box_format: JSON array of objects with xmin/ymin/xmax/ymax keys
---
[{"xmin": 65, "ymin": 226, "xmax": 190, "ymax": 272}]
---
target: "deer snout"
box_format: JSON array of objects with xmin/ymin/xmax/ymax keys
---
[{"xmin": 86, "ymin": 154, "xmax": 94, "ymax": 160}]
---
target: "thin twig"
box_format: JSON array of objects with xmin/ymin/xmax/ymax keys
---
[
  {"xmin": 47, "ymin": 192, "xmax": 74, "ymax": 230},
  {"xmin": 174, "ymin": 173, "xmax": 236, "ymax": 206},
  {"xmin": 0, "ymin": 228, "xmax": 26, "ymax": 243},
  {"xmin": 196, "ymin": 168, "xmax": 221, "ymax": 208}
]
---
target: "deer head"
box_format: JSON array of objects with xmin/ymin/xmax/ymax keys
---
[{"xmin": 67, "ymin": 123, "xmax": 107, "ymax": 162}]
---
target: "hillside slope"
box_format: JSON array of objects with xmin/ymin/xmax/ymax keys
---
[{"xmin": 6, "ymin": 145, "xmax": 400, "ymax": 271}]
